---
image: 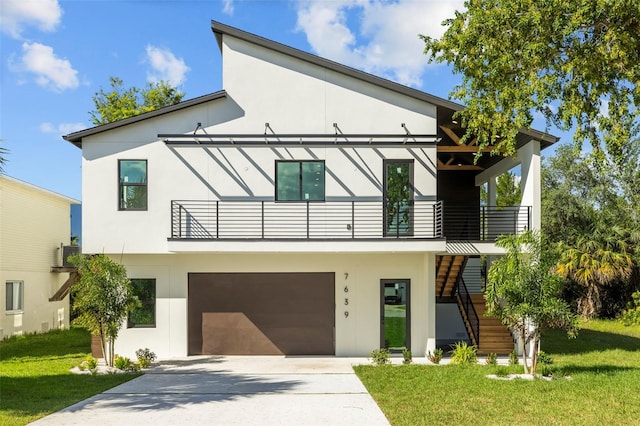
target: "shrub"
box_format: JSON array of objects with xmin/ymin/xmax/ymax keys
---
[
  {"xmin": 114, "ymin": 355, "xmax": 139, "ymax": 372},
  {"xmin": 427, "ymin": 348, "xmax": 443, "ymax": 364},
  {"xmin": 135, "ymin": 348, "xmax": 157, "ymax": 368},
  {"xmin": 538, "ymin": 350, "xmax": 553, "ymax": 365},
  {"xmin": 620, "ymin": 291, "xmax": 640, "ymax": 326},
  {"xmin": 485, "ymin": 352, "xmax": 498, "ymax": 365},
  {"xmin": 509, "ymin": 348, "xmax": 519, "ymax": 366},
  {"xmin": 494, "ymin": 365, "xmax": 510, "ymax": 377},
  {"xmin": 79, "ymin": 355, "xmax": 99, "ymax": 374},
  {"xmin": 370, "ymin": 348, "xmax": 391, "ymax": 366},
  {"xmin": 402, "ymin": 347, "xmax": 412, "ymax": 364},
  {"xmin": 450, "ymin": 341, "xmax": 477, "ymax": 365}
]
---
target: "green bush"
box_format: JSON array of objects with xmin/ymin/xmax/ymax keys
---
[
  {"xmin": 135, "ymin": 347, "xmax": 157, "ymax": 368},
  {"xmin": 402, "ymin": 347, "xmax": 412, "ymax": 364},
  {"xmin": 494, "ymin": 365, "xmax": 510, "ymax": 377},
  {"xmin": 620, "ymin": 291, "xmax": 640, "ymax": 326},
  {"xmin": 485, "ymin": 352, "xmax": 498, "ymax": 365},
  {"xmin": 114, "ymin": 355, "xmax": 138, "ymax": 372},
  {"xmin": 538, "ymin": 350, "xmax": 553, "ymax": 365},
  {"xmin": 449, "ymin": 341, "xmax": 477, "ymax": 365},
  {"xmin": 78, "ymin": 355, "xmax": 99, "ymax": 374},
  {"xmin": 370, "ymin": 348, "xmax": 391, "ymax": 366},
  {"xmin": 509, "ymin": 348, "xmax": 519, "ymax": 366},
  {"xmin": 427, "ymin": 348, "xmax": 443, "ymax": 364}
]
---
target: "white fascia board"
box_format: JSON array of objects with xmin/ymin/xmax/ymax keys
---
[{"xmin": 167, "ymin": 239, "xmax": 447, "ymax": 254}]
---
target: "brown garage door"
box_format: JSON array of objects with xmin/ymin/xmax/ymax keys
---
[{"xmin": 188, "ymin": 272, "xmax": 335, "ymax": 355}]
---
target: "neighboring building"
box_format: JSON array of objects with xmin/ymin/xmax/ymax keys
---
[
  {"xmin": 63, "ymin": 21, "xmax": 557, "ymax": 359},
  {"xmin": 0, "ymin": 175, "xmax": 80, "ymax": 339}
]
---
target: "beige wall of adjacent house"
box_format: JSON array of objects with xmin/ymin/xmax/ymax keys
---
[
  {"xmin": 114, "ymin": 252, "xmax": 436, "ymax": 360},
  {"xmin": 0, "ymin": 176, "xmax": 75, "ymax": 338}
]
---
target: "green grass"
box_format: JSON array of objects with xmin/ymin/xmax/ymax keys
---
[
  {"xmin": 355, "ymin": 320, "xmax": 640, "ymax": 425},
  {"xmin": 0, "ymin": 328, "xmax": 139, "ymax": 426}
]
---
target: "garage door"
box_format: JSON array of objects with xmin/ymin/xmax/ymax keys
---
[{"xmin": 188, "ymin": 272, "xmax": 335, "ymax": 355}]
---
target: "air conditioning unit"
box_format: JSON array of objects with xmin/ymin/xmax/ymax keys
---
[{"xmin": 62, "ymin": 245, "xmax": 80, "ymax": 267}]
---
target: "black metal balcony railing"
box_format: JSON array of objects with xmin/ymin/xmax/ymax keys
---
[
  {"xmin": 443, "ymin": 205, "xmax": 531, "ymax": 241},
  {"xmin": 171, "ymin": 200, "xmax": 443, "ymax": 240},
  {"xmin": 170, "ymin": 200, "xmax": 531, "ymax": 241}
]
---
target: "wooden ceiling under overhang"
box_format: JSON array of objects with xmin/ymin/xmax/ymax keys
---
[{"xmin": 435, "ymin": 105, "xmax": 559, "ymax": 174}]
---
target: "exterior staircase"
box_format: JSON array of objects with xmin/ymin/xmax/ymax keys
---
[
  {"xmin": 436, "ymin": 255, "xmax": 514, "ymax": 355},
  {"xmin": 436, "ymin": 255, "xmax": 466, "ymax": 297},
  {"xmin": 470, "ymin": 294, "xmax": 514, "ymax": 355}
]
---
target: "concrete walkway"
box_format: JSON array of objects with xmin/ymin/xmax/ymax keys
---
[{"xmin": 30, "ymin": 356, "xmax": 390, "ymax": 426}]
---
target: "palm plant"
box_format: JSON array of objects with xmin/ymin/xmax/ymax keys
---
[{"xmin": 557, "ymin": 225, "xmax": 636, "ymax": 319}]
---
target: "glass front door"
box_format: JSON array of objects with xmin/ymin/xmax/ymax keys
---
[
  {"xmin": 383, "ymin": 160, "xmax": 414, "ymax": 236},
  {"xmin": 380, "ymin": 279, "xmax": 410, "ymax": 351}
]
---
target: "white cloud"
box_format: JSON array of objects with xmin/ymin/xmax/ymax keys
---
[
  {"xmin": 0, "ymin": 0, "xmax": 62, "ymax": 39},
  {"xmin": 294, "ymin": 0, "xmax": 463, "ymax": 87},
  {"xmin": 145, "ymin": 45, "xmax": 190, "ymax": 86},
  {"xmin": 19, "ymin": 42, "xmax": 79, "ymax": 91},
  {"xmin": 222, "ymin": 0, "xmax": 234, "ymax": 15},
  {"xmin": 40, "ymin": 122, "xmax": 85, "ymax": 135}
]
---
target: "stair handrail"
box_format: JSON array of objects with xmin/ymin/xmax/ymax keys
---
[{"xmin": 457, "ymin": 277, "xmax": 480, "ymax": 348}]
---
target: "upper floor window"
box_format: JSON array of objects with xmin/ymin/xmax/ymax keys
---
[
  {"xmin": 119, "ymin": 160, "xmax": 147, "ymax": 210},
  {"xmin": 5, "ymin": 281, "xmax": 23, "ymax": 312},
  {"xmin": 128, "ymin": 278, "xmax": 156, "ymax": 328},
  {"xmin": 276, "ymin": 161, "xmax": 325, "ymax": 201}
]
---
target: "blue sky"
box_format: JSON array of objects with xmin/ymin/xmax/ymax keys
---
[{"xmin": 1, "ymin": 0, "xmax": 562, "ymax": 201}]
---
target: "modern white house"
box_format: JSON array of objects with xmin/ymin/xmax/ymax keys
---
[
  {"xmin": 63, "ymin": 21, "xmax": 557, "ymax": 359},
  {"xmin": 0, "ymin": 175, "xmax": 80, "ymax": 339}
]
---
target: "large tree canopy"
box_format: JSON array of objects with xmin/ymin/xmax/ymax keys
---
[
  {"xmin": 543, "ymin": 143, "xmax": 640, "ymax": 319},
  {"xmin": 90, "ymin": 77, "xmax": 184, "ymax": 125},
  {"xmin": 422, "ymin": 0, "xmax": 640, "ymax": 158}
]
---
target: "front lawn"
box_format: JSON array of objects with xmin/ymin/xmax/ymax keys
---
[
  {"xmin": 355, "ymin": 320, "xmax": 640, "ymax": 425},
  {"xmin": 0, "ymin": 328, "xmax": 139, "ymax": 426}
]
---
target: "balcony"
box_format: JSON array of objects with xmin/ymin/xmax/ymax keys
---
[
  {"xmin": 443, "ymin": 205, "xmax": 531, "ymax": 241},
  {"xmin": 171, "ymin": 200, "xmax": 443, "ymax": 240},
  {"xmin": 170, "ymin": 200, "xmax": 531, "ymax": 242}
]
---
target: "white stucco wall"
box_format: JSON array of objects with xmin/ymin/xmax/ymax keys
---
[
  {"xmin": 77, "ymin": 30, "xmax": 444, "ymax": 359},
  {"xmin": 0, "ymin": 176, "xmax": 75, "ymax": 338},
  {"xmin": 79, "ymin": 32, "xmax": 439, "ymax": 254},
  {"xmin": 114, "ymin": 252, "xmax": 436, "ymax": 359}
]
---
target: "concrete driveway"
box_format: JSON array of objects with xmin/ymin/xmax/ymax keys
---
[{"xmin": 30, "ymin": 356, "xmax": 390, "ymax": 426}]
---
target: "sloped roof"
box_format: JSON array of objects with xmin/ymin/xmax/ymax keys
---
[
  {"xmin": 211, "ymin": 20, "xmax": 558, "ymax": 150},
  {"xmin": 64, "ymin": 21, "xmax": 558, "ymax": 152},
  {"xmin": 1, "ymin": 174, "xmax": 79, "ymax": 204},
  {"xmin": 63, "ymin": 91, "xmax": 227, "ymax": 147}
]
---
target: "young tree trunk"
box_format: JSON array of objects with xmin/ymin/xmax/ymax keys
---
[
  {"xmin": 530, "ymin": 336, "xmax": 540, "ymax": 375},
  {"xmin": 98, "ymin": 325, "xmax": 110, "ymax": 367},
  {"xmin": 520, "ymin": 328, "xmax": 529, "ymax": 374}
]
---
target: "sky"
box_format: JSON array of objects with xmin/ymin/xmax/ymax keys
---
[{"xmin": 0, "ymin": 0, "xmax": 564, "ymax": 201}]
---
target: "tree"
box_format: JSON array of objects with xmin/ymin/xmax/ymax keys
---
[
  {"xmin": 480, "ymin": 171, "xmax": 520, "ymax": 207},
  {"xmin": 90, "ymin": 77, "xmax": 184, "ymax": 125},
  {"xmin": 0, "ymin": 140, "xmax": 8, "ymax": 172},
  {"xmin": 543, "ymin": 144, "xmax": 640, "ymax": 318},
  {"xmin": 422, "ymin": 1, "xmax": 640, "ymax": 159},
  {"xmin": 486, "ymin": 230, "xmax": 578, "ymax": 374},
  {"xmin": 557, "ymin": 225, "xmax": 637, "ymax": 319},
  {"xmin": 69, "ymin": 254, "xmax": 139, "ymax": 367}
]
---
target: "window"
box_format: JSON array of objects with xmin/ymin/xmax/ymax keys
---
[
  {"xmin": 119, "ymin": 160, "xmax": 147, "ymax": 210},
  {"xmin": 128, "ymin": 279, "xmax": 155, "ymax": 328},
  {"xmin": 276, "ymin": 161, "xmax": 325, "ymax": 201},
  {"xmin": 5, "ymin": 281, "xmax": 23, "ymax": 312}
]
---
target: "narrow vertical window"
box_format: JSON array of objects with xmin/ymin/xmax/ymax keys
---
[
  {"xmin": 276, "ymin": 161, "xmax": 325, "ymax": 201},
  {"xmin": 5, "ymin": 281, "xmax": 23, "ymax": 312},
  {"xmin": 128, "ymin": 278, "xmax": 156, "ymax": 328},
  {"xmin": 119, "ymin": 160, "xmax": 147, "ymax": 210}
]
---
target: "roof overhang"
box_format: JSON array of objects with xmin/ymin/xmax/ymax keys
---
[{"xmin": 62, "ymin": 91, "xmax": 227, "ymax": 147}]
